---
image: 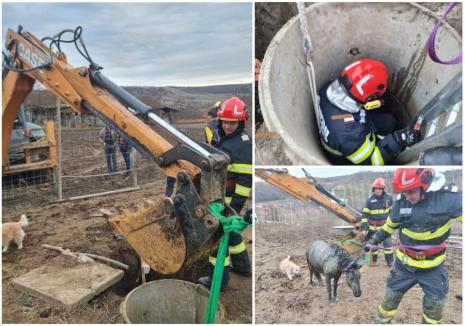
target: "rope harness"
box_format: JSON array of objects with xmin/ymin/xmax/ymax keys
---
[
  {"xmin": 296, "ymin": 3, "xmax": 324, "ymax": 133},
  {"xmin": 332, "ymin": 237, "xmax": 369, "ymax": 270},
  {"xmin": 337, "ymin": 237, "xmax": 462, "ymax": 270},
  {"xmin": 343, "ymin": 251, "xmax": 367, "ymax": 271},
  {"xmin": 204, "ymin": 202, "xmax": 251, "ymax": 324}
]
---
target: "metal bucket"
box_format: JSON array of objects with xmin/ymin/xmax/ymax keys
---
[
  {"xmin": 259, "ymin": 2, "xmax": 462, "ymax": 164},
  {"xmin": 121, "ymin": 279, "xmax": 226, "ymax": 324}
]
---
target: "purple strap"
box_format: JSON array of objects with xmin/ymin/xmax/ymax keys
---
[
  {"xmin": 366, "ymin": 243, "xmax": 463, "ymax": 250},
  {"xmin": 343, "ymin": 251, "xmax": 366, "ymax": 271},
  {"xmin": 427, "ymin": 2, "xmax": 462, "ymax": 65}
]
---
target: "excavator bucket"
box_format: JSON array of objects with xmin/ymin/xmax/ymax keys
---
[
  {"xmin": 107, "ymin": 171, "xmax": 223, "ymax": 274},
  {"xmin": 3, "ymin": 26, "xmax": 230, "ymax": 275}
]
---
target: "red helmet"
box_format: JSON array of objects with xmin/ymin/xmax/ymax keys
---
[
  {"xmin": 372, "ymin": 177, "xmax": 386, "ymax": 189},
  {"xmin": 392, "ymin": 168, "xmax": 435, "ymax": 193},
  {"xmin": 218, "ymin": 97, "xmax": 247, "ymax": 121},
  {"xmin": 339, "ymin": 59, "xmax": 388, "ymax": 103}
]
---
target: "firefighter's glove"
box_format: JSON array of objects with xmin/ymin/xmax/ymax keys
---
[{"xmin": 393, "ymin": 127, "xmax": 420, "ymax": 148}]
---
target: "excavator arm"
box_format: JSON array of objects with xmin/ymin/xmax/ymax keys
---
[
  {"xmin": 2, "ymin": 26, "xmax": 231, "ymax": 274},
  {"xmin": 255, "ymin": 168, "xmax": 361, "ymax": 224}
]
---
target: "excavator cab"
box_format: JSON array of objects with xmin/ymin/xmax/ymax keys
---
[{"xmin": 2, "ymin": 26, "xmax": 234, "ymax": 274}]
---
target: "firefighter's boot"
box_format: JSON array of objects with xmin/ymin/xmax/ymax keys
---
[
  {"xmin": 422, "ymin": 296, "xmax": 445, "ymax": 324},
  {"xmin": 198, "ymin": 265, "xmax": 230, "ymax": 290},
  {"xmin": 375, "ymin": 289, "xmax": 403, "ymax": 324}
]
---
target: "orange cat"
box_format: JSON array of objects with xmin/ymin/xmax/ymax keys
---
[{"xmin": 2, "ymin": 214, "xmax": 29, "ymax": 253}]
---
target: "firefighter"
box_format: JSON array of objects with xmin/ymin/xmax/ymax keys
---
[
  {"xmin": 360, "ymin": 177, "xmax": 394, "ymax": 267},
  {"xmin": 318, "ymin": 59, "xmax": 420, "ymax": 165},
  {"xmin": 365, "ymin": 168, "xmax": 462, "ymax": 324},
  {"xmin": 204, "ymin": 101, "xmax": 221, "ymax": 145},
  {"xmin": 198, "ymin": 96, "xmax": 252, "ymax": 289}
]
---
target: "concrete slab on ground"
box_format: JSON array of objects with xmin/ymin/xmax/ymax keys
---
[{"xmin": 12, "ymin": 255, "xmax": 124, "ymax": 308}]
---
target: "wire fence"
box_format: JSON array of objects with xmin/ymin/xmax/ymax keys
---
[
  {"xmin": 58, "ymin": 127, "xmax": 161, "ymax": 199},
  {"xmin": 3, "ymin": 86, "xmax": 253, "ymax": 218},
  {"xmin": 2, "ymin": 168, "xmax": 57, "ymax": 213},
  {"xmin": 2, "ymin": 103, "xmax": 176, "ymax": 215},
  {"xmin": 255, "ymin": 199, "xmax": 330, "ymax": 225}
]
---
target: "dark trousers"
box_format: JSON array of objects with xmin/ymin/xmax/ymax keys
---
[
  {"xmin": 165, "ymin": 176, "xmax": 176, "ymax": 197},
  {"xmin": 208, "ymin": 231, "xmax": 251, "ymax": 282},
  {"xmin": 225, "ymin": 199, "xmax": 251, "ymax": 273},
  {"xmin": 104, "ymin": 145, "xmax": 118, "ymax": 173},
  {"xmin": 229, "ymin": 232, "xmax": 251, "ymax": 274},
  {"xmin": 377, "ymin": 260, "xmax": 449, "ymax": 324},
  {"xmin": 207, "ymin": 198, "xmax": 251, "ymax": 284},
  {"xmin": 119, "ymin": 144, "xmax": 131, "ymax": 171}
]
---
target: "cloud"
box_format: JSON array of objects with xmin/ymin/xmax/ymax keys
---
[{"xmin": 2, "ymin": 3, "xmax": 252, "ymax": 86}]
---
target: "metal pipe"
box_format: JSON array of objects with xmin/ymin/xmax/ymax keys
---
[
  {"xmin": 90, "ymin": 69, "xmax": 211, "ymax": 158},
  {"xmin": 147, "ymin": 112, "xmax": 210, "ymax": 158},
  {"xmin": 90, "ymin": 69, "xmax": 151, "ymax": 115},
  {"xmin": 55, "ymin": 98, "xmax": 63, "ymax": 200}
]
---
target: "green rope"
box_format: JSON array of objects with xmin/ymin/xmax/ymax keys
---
[
  {"xmin": 346, "ymin": 238, "xmax": 364, "ymax": 251},
  {"xmin": 204, "ymin": 202, "xmax": 250, "ymax": 324}
]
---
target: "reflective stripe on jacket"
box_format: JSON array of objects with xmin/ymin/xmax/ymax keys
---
[
  {"xmin": 318, "ymin": 81, "xmax": 402, "ymax": 165},
  {"xmin": 361, "ymin": 193, "xmax": 393, "ymax": 231},
  {"xmin": 373, "ymin": 187, "xmax": 462, "ymax": 270},
  {"xmin": 214, "ymin": 122, "xmax": 252, "ymax": 213}
]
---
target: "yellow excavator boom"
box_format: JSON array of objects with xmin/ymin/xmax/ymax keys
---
[
  {"xmin": 3, "ymin": 26, "xmax": 232, "ymax": 274},
  {"xmin": 255, "ymin": 168, "xmax": 361, "ymax": 224}
]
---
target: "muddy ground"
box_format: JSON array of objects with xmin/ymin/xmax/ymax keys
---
[
  {"xmin": 2, "ymin": 185, "xmax": 252, "ymax": 323},
  {"xmin": 255, "ymin": 217, "xmax": 462, "ymax": 324},
  {"xmin": 2, "ymin": 126, "xmax": 252, "ymax": 324}
]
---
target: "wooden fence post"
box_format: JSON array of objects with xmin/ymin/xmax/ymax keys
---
[{"xmin": 56, "ymin": 98, "xmax": 63, "ymax": 200}]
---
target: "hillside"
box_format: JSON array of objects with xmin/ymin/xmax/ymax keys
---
[
  {"xmin": 256, "ymin": 169, "xmax": 462, "ymax": 211},
  {"xmin": 26, "ymin": 83, "xmax": 252, "ymax": 119},
  {"xmin": 170, "ymin": 84, "xmax": 252, "ymax": 95}
]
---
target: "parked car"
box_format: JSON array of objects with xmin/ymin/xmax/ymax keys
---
[{"xmin": 9, "ymin": 107, "xmax": 46, "ymax": 163}]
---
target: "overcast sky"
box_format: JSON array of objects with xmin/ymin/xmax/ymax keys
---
[{"xmin": 2, "ymin": 2, "xmax": 252, "ymax": 86}]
